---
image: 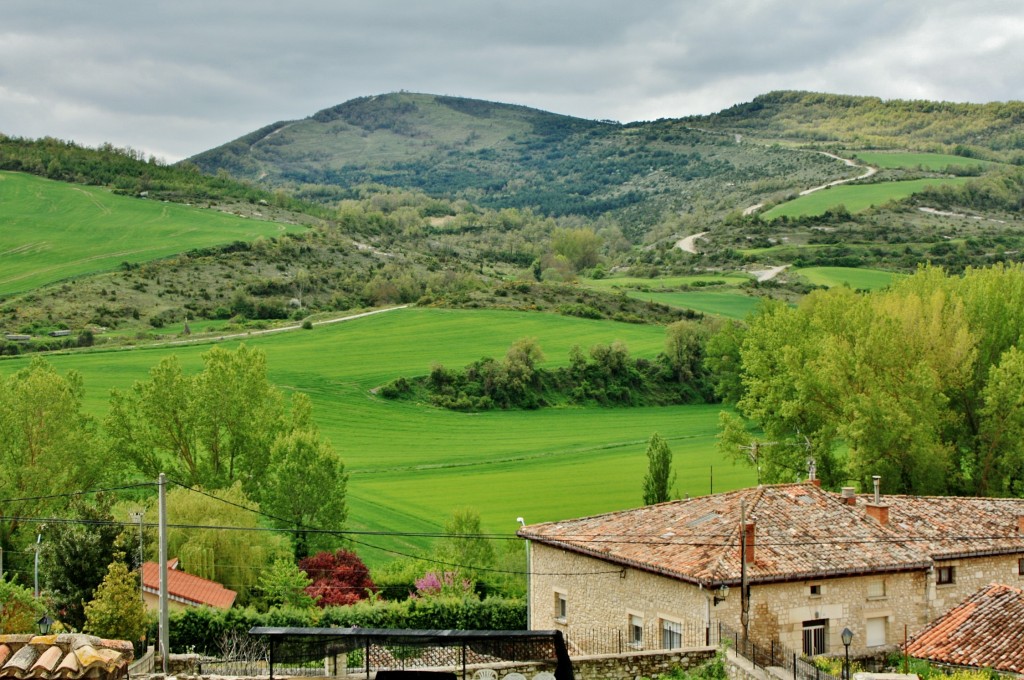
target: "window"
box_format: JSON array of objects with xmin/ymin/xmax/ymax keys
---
[
  {"xmin": 554, "ymin": 592, "xmax": 567, "ymax": 622},
  {"xmin": 866, "ymin": 617, "xmax": 886, "ymax": 647},
  {"xmin": 629, "ymin": 614, "xmax": 644, "ymax": 647},
  {"xmin": 867, "ymin": 580, "xmax": 886, "ymax": 598},
  {"xmin": 661, "ymin": 619, "xmax": 682, "ymax": 649},
  {"xmin": 809, "ymin": 584, "xmax": 821, "ymax": 597},
  {"xmin": 937, "ymin": 566, "xmax": 955, "ymax": 585},
  {"xmin": 802, "ymin": 619, "xmax": 828, "ymax": 656},
  {"xmin": 1018, "ymin": 558, "xmax": 1024, "ymax": 577}
]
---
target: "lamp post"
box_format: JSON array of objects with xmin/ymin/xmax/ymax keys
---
[{"xmin": 841, "ymin": 627, "xmax": 854, "ymax": 680}]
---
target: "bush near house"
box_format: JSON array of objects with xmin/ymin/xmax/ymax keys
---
[{"xmin": 153, "ymin": 596, "xmax": 526, "ymax": 655}]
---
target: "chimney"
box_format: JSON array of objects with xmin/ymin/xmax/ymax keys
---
[
  {"xmin": 865, "ymin": 475, "xmax": 889, "ymax": 525},
  {"xmin": 807, "ymin": 458, "xmax": 819, "ymax": 486},
  {"xmin": 1018, "ymin": 516, "xmax": 1024, "ymax": 534},
  {"xmin": 841, "ymin": 487, "xmax": 857, "ymax": 505},
  {"xmin": 742, "ymin": 521, "xmax": 755, "ymax": 564}
]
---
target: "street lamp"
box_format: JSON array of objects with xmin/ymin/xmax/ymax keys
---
[
  {"xmin": 841, "ymin": 627, "xmax": 854, "ymax": 680},
  {"xmin": 37, "ymin": 613, "xmax": 54, "ymax": 635}
]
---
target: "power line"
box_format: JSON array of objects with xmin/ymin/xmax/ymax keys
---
[{"xmin": 0, "ymin": 482, "xmax": 156, "ymax": 505}]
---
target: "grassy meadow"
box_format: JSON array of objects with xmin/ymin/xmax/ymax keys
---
[
  {"xmin": 793, "ymin": 267, "xmax": 897, "ymax": 290},
  {"xmin": 847, "ymin": 151, "xmax": 998, "ymax": 171},
  {"xmin": 762, "ymin": 177, "xmax": 973, "ymax": 219},
  {"xmin": 622, "ymin": 290, "xmax": 763, "ymax": 320},
  {"xmin": 0, "ymin": 307, "xmax": 749, "ymax": 564},
  {"xmin": 0, "ymin": 171, "xmax": 300, "ymax": 296}
]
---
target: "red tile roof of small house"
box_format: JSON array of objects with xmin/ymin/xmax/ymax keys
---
[
  {"xmin": 0, "ymin": 634, "xmax": 132, "ymax": 680},
  {"xmin": 141, "ymin": 559, "xmax": 236, "ymax": 609},
  {"xmin": 904, "ymin": 583, "xmax": 1024, "ymax": 674},
  {"xmin": 518, "ymin": 482, "xmax": 1024, "ymax": 587}
]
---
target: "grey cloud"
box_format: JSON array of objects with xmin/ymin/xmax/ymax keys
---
[{"xmin": 1, "ymin": 0, "xmax": 1021, "ymax": 160}]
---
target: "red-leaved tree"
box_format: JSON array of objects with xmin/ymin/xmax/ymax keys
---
[{"xmin": 299, "ymin": 549, "xmax": 376, "ymax": 607}]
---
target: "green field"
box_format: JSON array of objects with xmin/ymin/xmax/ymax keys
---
[
  {"xmin": 794, "ymin": 267, "xmax": 898, "ymax": 290},
  {"xmin": 763, "ymin": 177, "xmax": 973, "ymax": 219},
  {"xmin": 624, "ymin": 290, "xmax": 763, "ymax": 320},
  {"xmin": 582, "ymin": 274, "xmax": 751, "ymax": 290},
  {"xmin": 0, "ymin": 171, "xmax": 300, "ymax": 296},
  {"xmin": 848, "ymin": 151, "xmax": 998, "ymax": 171},
  {"xmin": 1, "ymin": 307, "xmax": 750, "ymax": 564}
]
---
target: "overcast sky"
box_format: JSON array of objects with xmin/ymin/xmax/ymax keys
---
[{"xmin": 2, "ymin": 0, "xmax": 1022, "ymax": 162}]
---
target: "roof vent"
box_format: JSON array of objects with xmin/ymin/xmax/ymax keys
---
[{"xmin": 866, "ymin": 476, "xmax": 888, "ymax": 525}]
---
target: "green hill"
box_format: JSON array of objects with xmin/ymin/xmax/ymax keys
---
[
  {"xmin": 691, "ymin": 90, "xmax": 1024, "ymax": 161},
  {"xmin": 0, "ymin": 171, "xmax": 302, "ymax": 297},
  {"xmin": 188, "ymin": 92, "xmax": 855, "ymax": 238},
  {"xmin": 0, "ymin": 307, "xmax": 754, "ymax": 562}
]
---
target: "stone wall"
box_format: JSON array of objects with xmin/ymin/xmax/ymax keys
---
[
  {"xmin": 139, "ymin": 648, "xmax": 717, "ymax": 680},
  {"xmin": 529, "ymin": 544, "xmax": 714, "ymax": 645},
  {"xmin": 928, "ymin": 554, "xmax": 1023, "ymax": 619},
  {"xmin": 528, "ymin": 542, "xmax": 1024, "ymax": 659}
]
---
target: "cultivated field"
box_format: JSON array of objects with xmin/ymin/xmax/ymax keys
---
[
  {"xmin": 762, "ymin": 177, "xmax": 973, "ymax": 219},
  {"xmin": 621, "ymin": 290, "xmax": 763, "ymax": 320},
  {"xmin": 793, "ymin": 267, "xmax": 897, "ymax": 290},
  {"xmin": 0, "ymin": 171, "xmax": 299, "ymax": 296},
  {"xmin": 846, "ymin": 151, "xmax": 999, "ymax": 171},
  {"xmin": 0, "ymin": 307, "xmax": 750, "ymax": 563}
]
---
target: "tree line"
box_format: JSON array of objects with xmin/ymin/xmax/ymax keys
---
[{"xmin": 381, "ymin": 321, "xmax": 716, "ymax": 411}]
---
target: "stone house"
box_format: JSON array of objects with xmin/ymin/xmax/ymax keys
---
[{"xmin": 517, "ymin": 480, "xmax": 1024, "ymax": 658}]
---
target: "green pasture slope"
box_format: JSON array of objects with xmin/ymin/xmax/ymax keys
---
[
  {"xmin": 848, "ymin": 151, "xmax": 998, "ymax": 171},
  {"xmin": 624, "ymin": 290, "xmax": 762, "ymax": 320},
  {"xmin": 0, "ymin": 171, "xmax": 298, "ymax": 296},
  {"xmin": 0, "ymin": 307, "xmax": 752, "ymax": 565},
  {"xmin": 583, "ymin": 274, "xmax": 751, "ymax": 290},
  {"xmin": 762, "ymin": 177, "xmax": 973, "ymax": 220},
  {"xmin": 794, "ymin": 267, "xmax": 897, "ymax": 290},
  {"xmin": 581, "ymin": 275, "xmax": 760, "ymax": 320}
]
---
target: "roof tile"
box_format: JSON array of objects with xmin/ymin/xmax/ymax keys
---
[{"xmin": 905, "ymin": 583, "xmax": 1024, "ymax": 674}]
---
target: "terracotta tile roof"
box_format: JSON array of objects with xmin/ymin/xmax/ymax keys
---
[
  {"xmin": 865, "ymin": 495, "xmax": 1024, "ymax": 560},
  {"xmin": 141, "ymin": 559, "xmax": 236, "ymax": 609},
  {"xmin": 904, "ymin": 583, "xmax": 1024, "ymax": 674},
  {"xmin": 0, "ymin": 634, "xmax": 132, "ymax": 680},
  {"xmin": 519, "ymin": 482, "xmax": 931, "ymax": 586}
]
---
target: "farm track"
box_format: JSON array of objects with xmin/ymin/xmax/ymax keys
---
[{"xmin": 742, "ymin": 151, "xmax": 877, "ymax": 216}]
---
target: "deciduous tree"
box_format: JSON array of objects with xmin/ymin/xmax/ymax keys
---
[
  {"xmin": 642, "ymin": 433, "xmax": 675, "ymax": 505},
  {"xmin": 83, "ymin": 558, "xmax": 148, "ymax": 643}
]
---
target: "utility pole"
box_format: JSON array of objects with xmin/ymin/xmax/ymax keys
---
[
  {"xmin": 130, "ymin": 510, "xmax": 145, "ymax": 603},
  {"xmin": 34, "ymin": 534, "xmax": 42, "ymax": 598},
  {"xmin": 517, "ymin": 517, "xmax": 531, "ymax": 630},
  {"xmin": 740, "ymin": 501, "xmax": 749, "ymax": 640},
  {"xmin": 158, "ymin": 474, "xmax": 169, "ymax": 673}
]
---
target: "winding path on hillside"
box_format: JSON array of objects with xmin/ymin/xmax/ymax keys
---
[
  {"xmin": 675, "ymin": 231, "xmax": 708, "ymax": 253},
  {"xmin": 742, "ymin": 151, "xmax": 877, "ymax": 216},
  {"xmin": 134, "ymin": 305, "xmax": 410, "ymax": 350}
]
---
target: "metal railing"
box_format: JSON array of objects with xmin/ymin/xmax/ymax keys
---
[
  {"xmin": 562, "ymin": 619, "xmax": 718, "ymax": 657},
  {"xmin": 718, "ymin": 622, "xmax": 842, "ymax": 680}
]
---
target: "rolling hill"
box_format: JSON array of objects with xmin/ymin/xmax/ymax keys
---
[{"xmin": 188, "ymin": 92, "xmax": 856, "ymax": 238}]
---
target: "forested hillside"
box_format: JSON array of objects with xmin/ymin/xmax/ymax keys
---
[
  {"xmin": 693, "ymin": 90, "xmax": 1024, "ymax": 161},
  {"xmin": 188, "ymin": 92, "xmax": 852, "ymax": 237}
]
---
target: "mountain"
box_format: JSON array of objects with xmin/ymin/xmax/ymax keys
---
[{"xmin": 187, "ymin": 92, "xmax": 856, "ymax": 238}]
